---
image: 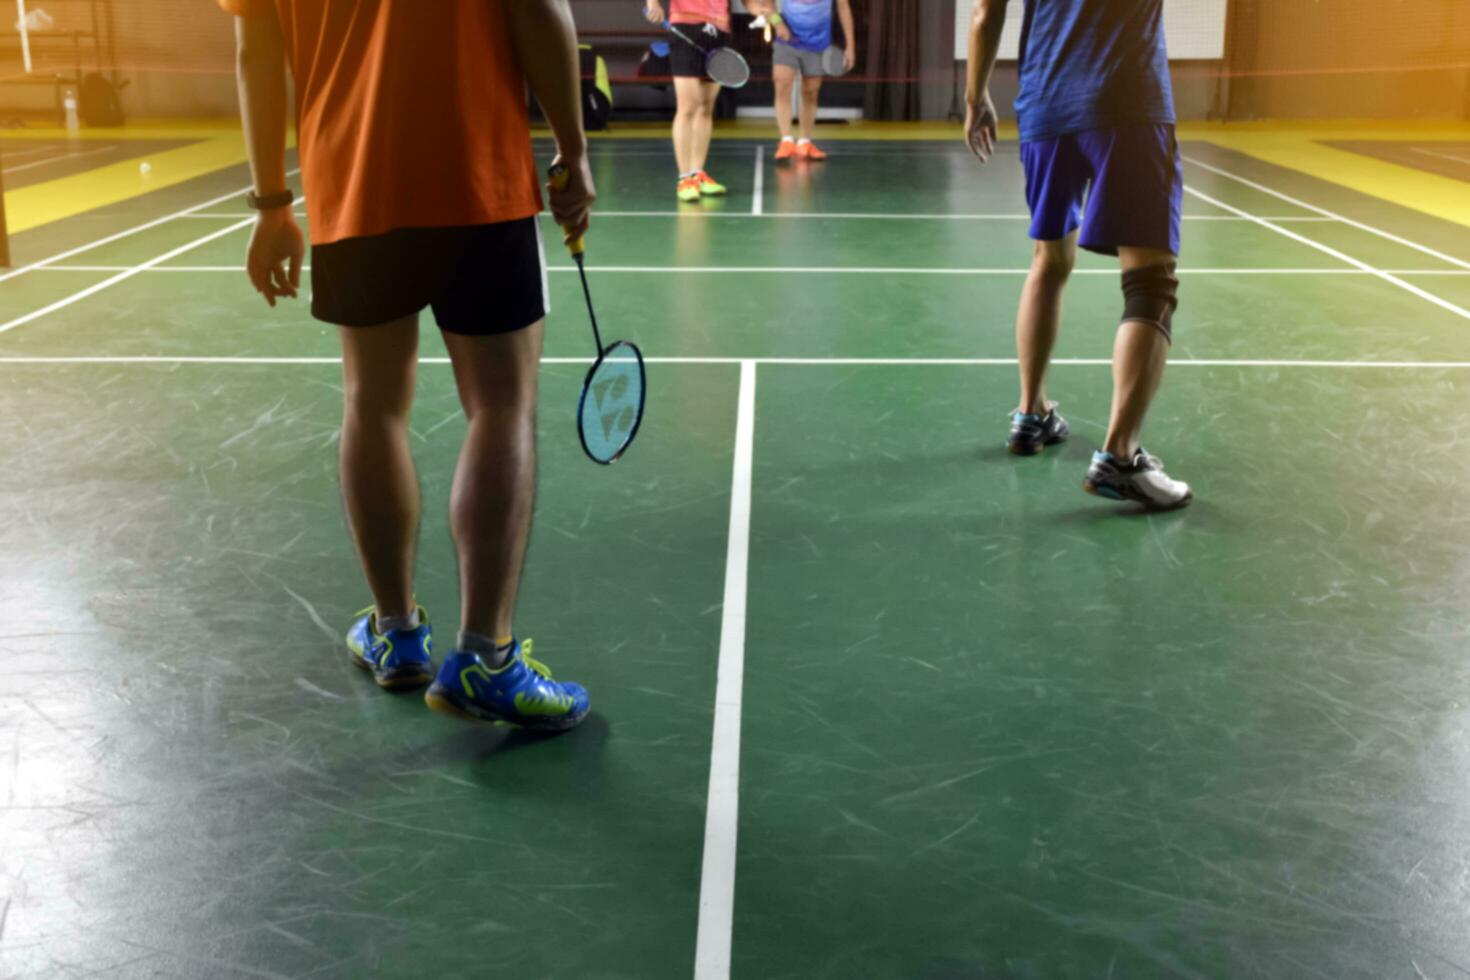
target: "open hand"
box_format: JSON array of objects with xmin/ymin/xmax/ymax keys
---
[
  {"xmin": 245, "ymin": 209, "xmax": 304, "ymax": 308},
  {"xmin": 964, "ymin": 92, "xmax": 999, "ymax": 163},
  {"xmin": 843, "ymin": 46, "xmax": 857, "ymax": 72}
]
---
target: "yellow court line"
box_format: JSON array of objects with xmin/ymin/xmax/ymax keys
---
[
  {"xmin": 6, "ymin": 118, "xmax": 1469, "ymax": 233},
  {"xmin": 4, "ymin": 132, "xmax": 273, "ymax": 233},
  {"xmin": 1190, "ymin": 125, "xmax": 1470, "ymax": 230}
]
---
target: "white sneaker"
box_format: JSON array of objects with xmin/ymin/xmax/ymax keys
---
[{"xmin": 1084, "ymin": 449, "xmax": 1192, "ymax": 510}]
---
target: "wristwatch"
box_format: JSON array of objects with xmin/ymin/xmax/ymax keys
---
[{"xmin": 246, "ymin": 189, "xmax": 295, "ymax": 211}]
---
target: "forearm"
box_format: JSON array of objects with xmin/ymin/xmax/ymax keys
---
[
  {"xmin": 965, "ymin": 0, "xmax": 1008, "ymax": 106},
  {"xmin": 838, "ymin": 0, "xmax": 855, "ymax": 53},
  {"xmin": 234, "ymin": 15, "xmax": 289, "ymax": 196},
  {"xmin": 506, "ymin": 0, "xmax": 586, "ymax": 159}
]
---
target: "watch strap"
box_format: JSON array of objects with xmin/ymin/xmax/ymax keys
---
[{"xmin": 247, "ymin": 189, "xmax": 295, "ymax": 211}]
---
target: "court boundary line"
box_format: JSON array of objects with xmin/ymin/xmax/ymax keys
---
[
  {"xmin": 28, "ymin": 264, "xmax": 1470, "ymax": 277},
  {"xmin": 0, "ymin": 167, "xmax": 301, "ymax": 286},
  {"xmin": 0, "ymin": 219, "xmax": 257, "ymax": 336},
  {"xmin": 1182, "ymin": 186, "xmax": 1470, "ymax": 322},
  {"xmin": 693, "ymin": 359, "xmax": 755, "ymax": 980},
  {"xmin": 4, "ymin": 356, "xmax": 1470, "ymax": 369},
  {"xmin": 1183, "ymin": 154, "xmax": 1470, "ymax": 272}
]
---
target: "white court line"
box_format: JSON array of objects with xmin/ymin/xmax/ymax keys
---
[
  {"xmin": 1411, "ymin": 147, "xmax": 1470, "ymax": 168},
  {"xmin": 693, "ymin": 359, "xmax": 755, "ymax": 980},
  {"xmin": 1183, "ymin": 154, "xmax": 1470, "ymax": 272},
  {"xmin": 1182, "ymin": 185, "xmax": 1470, "ymax": 323},
  {"xmin": 0, "ymin": 219, "xmax": 256, "ymax": 336},
  {"xmin": 179, "ymin": 211, "xmax": 308, "ymax": 220},
  {"xmin": 752, "ymin": 146, "xmax": 764, "ymax": 216},
  {"xmin": 4, "ymin": 356, "xmax": 1470, "ymax": 369},
  {"xmin": 0, "ymin": 168, "xmax": 301, "ymax": 286},
  {"xmin": 31, "ymin": 264, "xmax": 1470, "ymax": 276},
  {"xmin": 0, "ymin": 141, "xmax": 72, "ymax": 162},
  {"xmin": 175, "ymin": 210, "xmax": 1338, "ymax": 222},
  {"xmin": 2, "ymin": 144, "xmax": 121, "ymax": 176}
]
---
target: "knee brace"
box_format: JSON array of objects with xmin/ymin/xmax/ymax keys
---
[{"xmin": 1121, "ymin": 262, "xmax": 1179, "ymax": 344}]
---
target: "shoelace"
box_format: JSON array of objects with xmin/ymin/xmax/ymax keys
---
[{"xmin": 519, "ymin": 639, "xmax": 554, "ymax": 681}]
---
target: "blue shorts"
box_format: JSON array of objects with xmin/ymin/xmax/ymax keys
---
[{"xmin": 1019, "ymin": 124, "xmax": 1183, "ymax": 257}]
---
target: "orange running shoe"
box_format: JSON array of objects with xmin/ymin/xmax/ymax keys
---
[
  {"xmin": 677, "ymin": 175, "xmax": 702, "ymax": 203},
  {"xmin": 774, "ymin": 139, "xmax": 798, "ymax": 162},
  {"xmin": 695, "ymin": 171, "xmax": 727, "ymax": 196},
  {"xmin": 797, "ymin": 141, "xmax": 828, "ymax": 161}
]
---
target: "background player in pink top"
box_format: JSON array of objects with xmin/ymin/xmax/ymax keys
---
[{"xmin": 645, "ymin": 0, "xmax": 776, "ymax": 202}]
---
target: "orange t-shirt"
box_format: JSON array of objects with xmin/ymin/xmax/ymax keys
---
[{"xmin": 218, "ymin": 0, "xmax": 542, "ymax": 245}]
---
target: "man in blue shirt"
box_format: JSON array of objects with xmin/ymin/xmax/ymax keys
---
[
  {"xmin": 769, "ymin": 0, "xmax": 856, "ymax": 162},
  {"xmin": 965, "ymin": 0, "xmax": 1191, "ymax": 510}
]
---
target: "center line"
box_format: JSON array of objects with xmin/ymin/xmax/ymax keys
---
[
  {"xmin": 752, "ymin": 146, "xmax": 764, "ymax": 216},
  {"xmin": 694, "ymin": 359, "xmax": 756, "ymax": 980}
]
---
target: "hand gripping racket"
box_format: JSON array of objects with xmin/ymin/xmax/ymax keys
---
[
  {"xmin": 666, "ymin": 22, "xmax": 751, "ymax": 88},
  {"xmin": 548, "ymin": 164, "xmax": 647, "ymax": 466}
]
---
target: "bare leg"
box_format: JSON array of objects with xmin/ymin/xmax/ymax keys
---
[
  {"xmin": 442, "ymin": 321, "xmax": 544, "ymax": 640},
  {"xmin": 672, "ymin": 76, "xmax": 704, "ymax": 174},
  {"xmin": 799, "ymin": 76, "xmax": 823, "ymax": 141},
  {"xmin": 1015, "ymin": 234, "xmax": 1077, "ymax": 415},
  {"xmin": 1102, "ymin": 246, "xmax": 1175, "ymax": 459},
  {"xmin": 773, "ymin": 65, "xmax": 796, "ymax": 140},
  {"xmin": 338, "ymin": 316, "xmax": 421, "ymax": 619},
  {"xmin": 689, "ymin": 80, "xmax": 720, "ymax": 173}
]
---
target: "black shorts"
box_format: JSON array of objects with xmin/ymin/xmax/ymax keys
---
[
  {"xmin": 310, "ymin": 217, "xmax": 548, "ymax": 335},
  {"xmin": 668, "ymin": 23, "xmax": 730, "ymax": 78}
]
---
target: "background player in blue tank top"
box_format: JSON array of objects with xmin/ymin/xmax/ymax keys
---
[
  {"xmin": 965, "ymin": 0, "xmax": 1192, "ymax": 511},
  {"xmin": 769, "ymin": 0, "xmax": 856, "ymax": 162}
]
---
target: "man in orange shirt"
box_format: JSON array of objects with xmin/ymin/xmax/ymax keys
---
[
  {"xmin": 644, "ymin": 0, "xmax": 778, "ymax": 202},
  {"xmin": 226, "ymin": 0, "xmax": 597, "ymax": 730}
]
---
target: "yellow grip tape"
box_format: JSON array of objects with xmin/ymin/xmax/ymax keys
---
[{"xmin": 547, "ymin": 164, "xmax": 585, "ymax": 256}]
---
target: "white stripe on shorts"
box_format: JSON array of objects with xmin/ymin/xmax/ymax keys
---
[{"xmin": 533, "ymin": 218, "xmax": 551, "ymax": 318}]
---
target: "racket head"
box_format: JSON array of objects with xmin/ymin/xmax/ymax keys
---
[
  {"xmin": 706, "ymin": 47, "xmax": 750, "ymax": 88},
  {"xmin": 577, "ymin": 341, "xmax": 647, "ymax": 465},
  {"xmin": 821, "ymin": 45, "xmax": 849, "ymax": 76}
]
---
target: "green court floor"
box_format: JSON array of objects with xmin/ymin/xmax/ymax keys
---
[{"xmin": 2, "ymin": 137, "xmax": 1470, "ymax": 979}]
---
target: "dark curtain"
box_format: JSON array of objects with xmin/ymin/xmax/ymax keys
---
[
  {"xmin": 1221, "ymin": 0, "xmax": 1261, "ymax": 121},
  {"xmin": 863, "ymin": 0, "xmax": 923, "ymax": 121}
]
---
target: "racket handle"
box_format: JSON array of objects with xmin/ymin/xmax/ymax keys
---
[{"xmin": 547, "ymin": 164, "xmax": 586, "ymax": 257}]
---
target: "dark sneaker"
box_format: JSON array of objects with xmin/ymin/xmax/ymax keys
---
[
  {"xmin": 1007, "ymin": 407, "xmax": 1070, "ymax": 456},
  {"xmin": 1084, "ymin": 449, "xmax": 1192, "ymax": 510}
]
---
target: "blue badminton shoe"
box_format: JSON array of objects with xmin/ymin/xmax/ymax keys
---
[
  {"xmin": 425, "ymin": 639, "xmax": 590, "ymax": 732},
  {"xmin": 346, "ymin": 606, "xmax": 435, "ymax": 690}
]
